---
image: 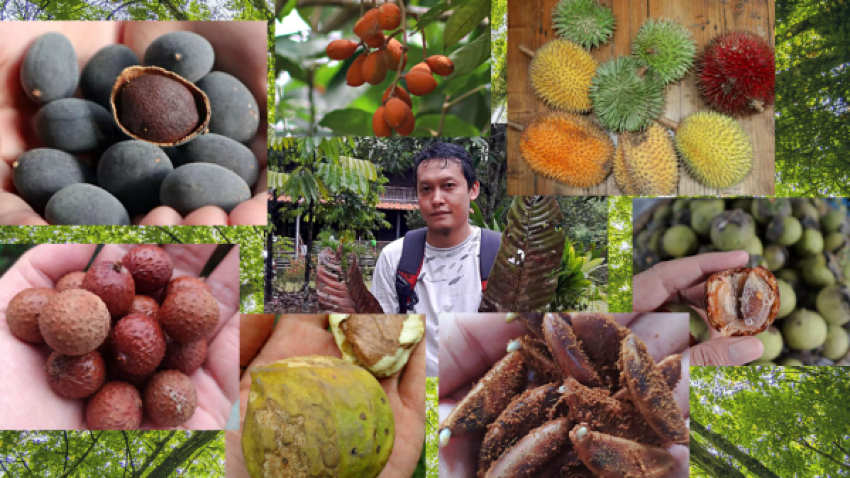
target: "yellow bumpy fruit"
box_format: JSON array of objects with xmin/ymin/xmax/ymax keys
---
[
  {"xmin": 528, "ymin": 39, "xmax": 597, "ymax": 113},
  {"xmin": 622, "ymin": 123, "xmax": 678, "ymax": 195},
  {"xmin": 675, "ymin": 111, "xmax": 753, "ymax": 189}
]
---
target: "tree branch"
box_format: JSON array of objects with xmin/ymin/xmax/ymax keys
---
[
  {"xmin": 60, "ymin": 431, "xmax": 102, "ymax": 478},
  {"xmin": 108, "ymin": 0, "xmax": 141, "ymax": 20},
  {"xmin": 155, "ymin": 226, "xmax": 184, "ymax": 243},
  {"xmin": 134, "ymin": 431, "xmax": 177, "ymax": 477},
  {"xmin": 122, "ymin": 431, "xmax": 136, "ymax": 478}
]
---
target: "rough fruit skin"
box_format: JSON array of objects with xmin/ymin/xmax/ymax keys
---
[
  {"xmin": 354, "ymin": 9, "xmax": 381, "ymax": 40},
  {"xmin": 45, "ymin": 350, "xmax": 106, "ymax": 398},
  {"xmin": 45, "ymin": 184, "xmax": 130, "ymax": 226},
  {"xmin": 697, "ymin": 32, "xmax": 775, "ymax": 116},
  {"xmin": 620, "ymin": 123, "xmax": 678, "ymax": 195},
  {"xmin": 119, "ymin": 74, "xmax": 200, "ymax": 144},
  {"xmin": 373, "ymin": 107, "xmax": 393, "ymax": 137},
  {"xmin": 144, "ymin": 370, "xmax": 197, "ymax": 427},
  {"xmin": 363, "ymin": 33, "xmax": 386, "ymax": 49},
  {"xmin": 128, "ymin": 295, "xmax": 160, "ymax": 320},
  {"xmin": 551, "ymin": 0, "xmax": 616, "ymax": 49},
  {"xmin": 195, "ymin": 72, "xmax": 260, "ymax": 144},
  {"xmin": 165, "ymin": 276, "xmax": 211, "ymax": 298},
  {"xmin": 159, "ymin": 288, "xmax": 220, "ymax": 343},
  {"xmin": 529, "ymin": 39, "xmax": 597, "ymax": 112},
  {"xmin": 382, "ymin": 86, "xmax": 412, "ymax": 108},
  {"xmin": 83, "ymin": 260, "xmax": 136, "ymax": 320},
  {"xmin": 405, "ymin": 71, "xmax": 437, "ymax": 96},
  {"xmin": 176, "ymin": 133, "xmax": 260, "ymax": 187},
  {"xmin": 85, "ymin": 381, "xmax": 143, "ymax": 430},
  {"xmin": 347, "ymin": 54, "xmax": 368, "ymax": 87},
  {"xmin": 7, "ymin": 288, "xmax": 57, "ymax": 344},
  {"xmin": 34, "ymin": 99, "xmax": 119, "ymax": 154},
  {"xmin": 20, "ymin": 31, "xmax": 79, "ymax": 104},
  {"xmin": 55, "ymin": 271, "xmax": 86, "ymax": 292},
  {"xmin": 632, "ymin": 18, "xmax": 697, "ymax": 84},
  {"xmin": 143, "ymin": 31, "xmax": 215, "ymax": 83},
  {"xmin": 80, "ymin": 44, "xmax": 140, "ymax": 110},
  {"xmin": 362, "ymin": 51, "xmax": 389, "ymax": 85},
  {"xmin": 385, "ymin": 39, "xmax": 406, "ymax": 71},
  {"xmin": 113, "ymin": 314, "xmax": 167, "ymax": 375},
  {"xmin": 383, "ymin": 98, "xmax": 410, "ymax": 128},
  {"xmin": 426, "ymin": 55, "xmax": 454, "ymax": 76},
  {"xmin": 12, "ymin": 148, "xmax": 96, "ymax": 214},
  {"xmin": 242, "ymin": 356, "xmax": 394, "ymax": 478},
  {"xmin": 590, "ymin": 56, "xmax": 666, "ymax": 132},
  {"xmin": 378, "ymin": 3, "xmax": 401, "ymax": 30},
  {"xmin": 97, "ymin": 140, "xmax": 174, "ymax": 216},
  {"xmin": 782, "ymin": 309, "xmax": 828, "ymax": 350},
  {"xmin": 40, "ymin": 289, "xmax": 110, "ymax": 356},
  {"xmin": 519, "ymin": 112, "xmax": 613, "ymax": 188},
  {"xmin": 613, "ymin": 141, "xmax": 640, "ymax": 195},
  {"xmin": 160, "ymin": 163, "xmax": 252, "ymax": 216},
  {"xmin": 395, "ymin": 111, "xmax": 416, "ymax": 136},
  {"xmin": 122, "ymin": 245, "xmax": 174, "ymax": 294},
  {"xmin": 160, "ymin": 339, "xmax": 207, "ymax": 376},
  {"xmin": 675, "ymin": 112, "xmax": 753, "ymax": 189},
  {"xmin": 326, "ymin": 39, "xmax": 358, "ymax": 60}
]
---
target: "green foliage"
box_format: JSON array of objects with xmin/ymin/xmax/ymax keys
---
[
  {"xmin": 425, "ymin": 377, "xmax": 438, "ymax": 478},
  {"xmin": 631, "ymin": 18, "xmax": 696, "ymax": 84},
  {"xmin": 491, "ymin": 0, "xmax": 507, "ymax": 115},
  {"xmin": 469, "ymin": 201, "xmax": 506, "ymax": 231},
  {"xmin": 590, "ymin": 56, "xmax": 666, "ymax": 132},
  {"xmin": 607, "ymin": 196, "xmax": 632, "ymax": 312},
  {"xmin": 550, "ymin": 240, "xmax": 606, "ymax": 311},
  {"xmin": 551, "ymin": 0, "xmax": 615, "ymax": 50}
]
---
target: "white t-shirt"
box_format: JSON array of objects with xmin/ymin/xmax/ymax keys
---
[{"xmin": 372, "ymin": 227, "xmax": 483, "ymax": 377}]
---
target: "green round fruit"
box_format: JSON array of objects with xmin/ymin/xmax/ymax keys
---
[
  {"xmin": 729, "ymin": 198, "xmax": 751, "ymax": 212},
  {"xmin": 764, "ymin": 245, "xmax": 787, "ymax": 271},
  {"xmin": 782, "ymin": 309, "xmax": 828, "ymax": 351},
  {"xmin": 648, "ymin": 228, "xmax": 665, "ymax": 254},
  {"xmin": 795, "ymin": 229, "xmax": 824, "ymax": 256},
  {"xmin": 775, "ymin": 268, "xmax": 800, "ymax": 289},
  {"xmin": 776, "ymin": 279, "xmax": 796, "ymax": 319},
  {"xmin": 755, "ymin": 326, "xmax": 783, "ymax": 361},
  {"xmin": 767, "ymin": 216, "xmax": 803, "ymax": 246},
  {"xmin": 690, "ymin": 198, "xmax": 725, "ymax": 215},
  {"xmin": 672, "ymin": 198, "xmax": 690, "ymax": 213},
  {"xmin": 742, "ymin": 235, "xmax": 763, "ymax": 256},
  {"xmin": 777, "ymin": 357, "xmax": 804, "ymax": 366},
  {"xmin": 821, "ymin": 209, "xmax": 847, "ymax": 234},
  {"xmin": 242, "ymin": 356, "xmax": 394, "ymax": 478},
  {"xmin": 751, "ymin": 198, "xmax": 791, "ymax": 224},
  {"xmin": 691, "ymin": 204, "xmax": 721, "ymax": 235},
  {"xmin": 823, "ymin": 325, "xmax": 850, "ymax": 360},
  {"xmin": 815, "ymin": 284, "xmax": 850, "ymax": 325},
  {"xmin": 801, "ymin": 263, "xmax": 836, "ymax": 288},
  {"xmin": 710, "ymin": 210, "xmax": 755, "ymax": 251},
  {"xmin": 824, "ymin": 232, "xmax": 846, "ymax": 252},
  {"xmin": 793, "ymin": 201, "xmax": 819, "ymax": 223},
  {"xmin": 662, "ymin": 225, "xmax": 698, "ymax": 258}
]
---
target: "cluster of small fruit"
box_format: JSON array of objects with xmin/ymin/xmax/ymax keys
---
[
  {"xmin": 636, "ymin": 198, "xmax": 850, "ymax": 366},
  {"xmin": 15, "ymin": 30, "xmax": 260, "ymax": 225},
  {"xmin": 324, "ymin": 1, "xmax": 455, "ymax": 137},
  {"xmin": 6, "ymin": 246, "xmax": 220, "ymax": 429}
]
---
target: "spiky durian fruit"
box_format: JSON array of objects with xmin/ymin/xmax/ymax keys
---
[
  {"xmin": 621, "ymin": 123, "xmax": 678, "ymax": 195},
  {"xmin": 552, "ymin": 0, "xmax": 616, "ymax": 50},
  {"xmin": 590, "ymin": 56, "xmax": 666, "ymax": 132},
  {"xmin": 613, "ymin": 140, "xmax": 640, "ymax": 195},
  {"xmin": 528, "ymin": 39, "xmax": 597, "ymax": 112},
  {"xmin": 632, "ymin": 18, "xmax": 697, "ymax": 84},
  {"xmin": 674, "ymin": 112, "xmax": 753, "ymax": 189},
  {"xmin": 519, "ymin": 112, "xmax": 613, "ymax": 188},
  {"xmin": 697, "ymin": 31, "xmax": 775, "ymax": 116}
]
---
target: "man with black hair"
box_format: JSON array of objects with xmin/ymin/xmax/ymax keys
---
[{"xmin": 372, "ymin": 142, "xmax": 502, "ymax": 376}]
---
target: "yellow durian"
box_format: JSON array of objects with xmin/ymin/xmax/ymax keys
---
[
  {"xmin": 527, "ymin": 39, "xmax": 597, "ymax": 113},
  {"xmin": 622, "ymin": 123, "xmax": 679, "ymax": 195}
]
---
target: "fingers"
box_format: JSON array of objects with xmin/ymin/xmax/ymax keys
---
[
  {"xmin": 624, "ymin": 312, "xmax": 691, "ymax": 360},
  {"xmin": 632, "ymin": 251, "xmax": 750, "ymax": 313},
  {"xmin": 137, "ymin": 206, "xmax": 183, "ymax": 225},
  {"xmin": 0, "ymin": 192, "xmax": 48, "ymax": 225},
  {"xmin": 183, "ymin": 206, "xmax": 229, "ymax": 225},
  {"xmin": 229, "ymin": 198, "xmax": 266, "ymax": 225},
  {"xmin": 688, "ymin": 336, "xmax": 764, "ymax": 366},
  {"xmin": 204, "ymin": 245, "xmax": 241, "ymax": 323},
  {"xmin": 395, "ymin": 318, "xmax": 427, "ymax": 419}
]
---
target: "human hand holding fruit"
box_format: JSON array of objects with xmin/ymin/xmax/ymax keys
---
[{"xmin": 0, "ymin": 244, "xmax": 239, "ymax": 429}]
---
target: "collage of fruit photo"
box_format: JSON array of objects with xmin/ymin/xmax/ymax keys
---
[{"xmin": 0, "ymin": 0, "xmax": 845, "ymax": 476}]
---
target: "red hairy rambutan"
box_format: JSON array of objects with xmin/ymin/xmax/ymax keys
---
[{"xmin": 696, "ymin": 32, "xmax": 775, "ymax": 116}]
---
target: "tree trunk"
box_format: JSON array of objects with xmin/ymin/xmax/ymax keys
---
[
  {"xmin": 691, "ymin": 417, "xmax": 783, "ymax": 478},
  {"xmin": 302, "ymin": 200, "xmax": 314, "ymax": 289},
  {"xmin": 690, "ymin": 433, "xmax": 748, "ymax": 478},
  {"xmin": 146, "ymin": 431, "xmax": 219, "ymax": 478},
  {"xmin": 265, "ymin": 188, "xmax": 278, "ymax": 303}
]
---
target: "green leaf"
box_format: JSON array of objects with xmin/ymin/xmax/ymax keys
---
[
  {"xmin": 278, "ymin": 0, "xmax": 296, "ymax": 19},
  {"xmin": 444, "ymin": 0, "xmax": 490, "ymax": 49},
  {"xmin": 414, "ymin": 0, "xmax": 454, "ymax": 29},
  {"xmin": 275, "ymin": 36, "xmax": 327, "ymax": 62},
  {"xmin": 410, "ymin": 114, "xmax": 480, "ymax": 137},
  {"xmin": 447, "ymin": 34, "xmax": 491, "ymax": 78},
  {"xmin": 319, "ymin": 109, "xmax": 375, "ymax": 136}
]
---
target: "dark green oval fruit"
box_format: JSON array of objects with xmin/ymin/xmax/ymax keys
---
[
  {"xmin": 177, "ymin": 133, "xmax": 259, "ymax": 187},
  {"xmin": 158, "ymin": 288, "xmax": 220, "ymax": 343},
  {"xmin": 12, "ymin": 148, "xmax": 95, "ymax": 214},
  {"xmin": 776, "ymin": 279, "xmax": 796, "ymax": 318},
  {"xmin": 782, "ymin": 309, "xmax": 827, "ymax": 350},
  {"xmin": 82, "ymin": 260, "xmax": 136, "ymax": 320},
  {"xmin": 112, "ymin": 314, "xmax": 166, "ymax": 375},
  {"xmin": 144, "ymin": 370, "xmax": 197, "ymax": 426},
  {"xmin": 662, "ymin": 225, "xmax": 698, "ymax": 257},
  {"xmin": 160, "ymin": 163, "xmax": 251, "ymax": 215},
  {"xmin": 143, "ymin": 31, "xmax": 215, "ymax": 82},
  {"xmin": 40, "ymin": 289, "xmax": 111, "ymax": 356},
  {"xmin": 766, "ymin": 216, "xmax": 803, "ymax": 246},
  {"xmin": 80, "ymin": 44, "xmax": 139, "ymax": 109},
  {"xmin": 755, "ymin": 326, "xmax": 783, "ymax": 361},
  {"xmin": 710, "ymin": 209, "xmax": 755, "ymax": 251},
  {"xmin": 815, "ymin": 284, "xmax": 850, "ymax": 325},
  {"xmin": 794, "ymin": 229, "xmax": 824, "ymax": 256},
  {"xmin": 85, "ymin": 381, "xmax": 143, "ymax": 430},
  {"xmin": 45, "ymin": 350, "xmax": 106, "ymax": 398},
  {"xmin": 823, "ymin": 324, "xmax": 850, "ymax": 360},
  {"xmin": 35, "ymin": 99, "xmax": 120, "ymax": 153},
  {"xmin": 98, "ymin": 140, "xmax": 173, "ymax": 216},
  {"xmin": 44, "ymin": 184, "xmax": 130, "ymax": 225},
  {"xmin": 196, "ymin": 72, "xmax": 259, "ymax": 143},
  {"xmin": 20, "ymin": 32, "xmax": 79, "ymax": 104},
  {"xmin": 122, "ymin": 245, "xmax": 173, "ymax": 293},
  {"xmin": 118, "ymin": 74, "xmax": 200, "ymax": 144},
  {"xmin": 7, "ymin": 287, "xmax": 57, "ymax": 344}
]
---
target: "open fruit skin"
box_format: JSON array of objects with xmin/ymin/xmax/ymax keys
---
[{"xmin": 705, "ymin": 266, "xmax": 781, "ymax": 337}]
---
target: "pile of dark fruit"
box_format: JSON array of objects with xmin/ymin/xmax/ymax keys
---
[
  {"xmin": 14, "ymin": 30, "xmax": 260, "ymax": 225},
  {"xmin": 6, "ymin": 245, "xmax": 220, "ymax": 429}
]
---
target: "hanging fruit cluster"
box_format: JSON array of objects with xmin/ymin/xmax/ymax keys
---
[{"xmin": 324, "ymin": 1, "xmax": 455, "ymax": 137}]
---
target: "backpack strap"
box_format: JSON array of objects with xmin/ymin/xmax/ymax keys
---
[
  {"xmin": 478, "ymin": 229, "xmax": 502, "ymax": 291},
  {"xmin": 395, "ymin": 227, "xmax": 428, "ymax": 313}
]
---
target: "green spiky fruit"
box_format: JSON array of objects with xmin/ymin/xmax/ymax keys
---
[
  {"xmin": 590, "ymin": 56, "xmax": 666, "ymax": 132},
  {"xmin": 674, "ymin": 112, "xmax": 753, "ymax": 189},
  {"xmin": 632, "ymin": 18, "xmax": 697, "ymax": 84},
  {"xmin": 551, "ymin": 0, "xmax": 615, "ymax": 50},
  {"xmin": 528, "ymin": 39, "xmax": 597, "ymax": 113}
]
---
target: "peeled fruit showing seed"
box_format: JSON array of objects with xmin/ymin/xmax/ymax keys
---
[
  {"xmin": 164, "ymin": 276, "xmax": 211, "ymax": 298},
  {"xmin": 7, "ymin": 288, "xmax": 57, "ymax": 344},
  {"xmin": 405, "ymin": 71, "xmax": 437, "ymax": 96},
  {"xmin": 705, "ymin": 266, "xmax": 780, "ymax": 336},
  {"xmin": 242, "ymin": 356, "xmax": 394, "ymax": 478},
  {"xmin": 13, "ymin": 148, "xmax": 95, "ymax": 214},
  {"xmin": 159, "ymin": 288, "xmax": 220, "ymax": 343},
  {"xmin": 160, "ymin": 163, "xmax": 252, "ymax": 216},
  {"xmin": 98, "ymin": 140, "xmax": 174, "ymax": 216},
  {"xmin": 122, "ymin": 245, "xmax": 174, "ymax": 294},
  {"xmin": 85, "ymin": 381, "xmax": 143, "ymax": 430},
  {"xmin": 329, "ymin": 314, "xmax": 425, "ymax": 378},
  {"xmin": 383, "ymin": 98, "xmax": 410, "ymax": 128},
  {"xmin": 118, "ymin": 73, "xmax": 200, "ymax": 144},
  {"xmin": 160, "ymin": 339, "xmax": 207, "ymax": 376},
  {"xmin": 782, "ymin": 309, "xmax": 827, "ymax": 351},
  {"xmin": 176, "ymin": 133, "xmax": 259, "ymax": 187},
  {"xmin": 395, "ymin": 111, "xmax": 416, "ymax": 136},
  {"xmin": 83, "ymin": 260, "xmax": 136, "ymax": 320},
  {"xmin": 347, "ymin": 54, "xmax": 368, "ymax": 87},
  {"xmin": 55, "ymin": 271, "xmax": 86, "ymax": 292},
  {"xmin": 46, "ymin": 350, "xmax": 106, "ymax": 398},
  {"xmin": 40, "ymin": 289, "xmax": 111, "ymax": 356},
  {"xmin": 112, "ymin": 314, "xmax": 167, "ymax": 375},
  {"xmin": 755, "ymin": 326, "xmax": 783, "ymax": 361},
  {"xmin": 362, "ymin": 50, "xmax": 389, "ymax": 85},
  {"xmin": 326, "ymin": 39, "xmax": 359, "ymax": 60},
  {"xmin": 426, "ymin": 55, "xmax": 454, "ymax": 76},
  {"xmin": 35, "ymin": 99, "xmax": 120, "ymax": 153},
  {"xmin": 363, "ymin": 33, "xmax": 386, "ymax": 49},
  {"xmin": 382, "ymin": 85, "xmax": 412, "ymax": 108},
  {"xmin": 128, "ymin": 295, "xmax": 160, "ymax": 320},
  {"xmin": 144, "ymin": 370, "xmax": 197, "ymax": 426},
  {"xmin": 354, "ymin": 9, "xmax": 382, "ymax": 40},
  {"xmin": 373, "ymin": 107, "xmax": 393, "ymax": 137},
  {"xmin": 385, "ymin": 39, "xmax": 406, "ymax": 71},
  {"xmin": 81, "ymin": 44, "xmax": 139, "ymax": 110},
  {"xmin": 196, "ymin": 72, "xmax": 260, "ymax": 144},
  {"xmin": 143, "ymin": 31, "xmax": 215, "ymax": 83},
  {"xmin": 45, "ymin": 184, "xmax": 130, "ymax": 226},
  {"xmin": 21, "ymin": 32, "xmax": 79, "ymax": 104},
  {"xmin": 378, "ymin": 3, "xmax": 401, "ymax": 30}
]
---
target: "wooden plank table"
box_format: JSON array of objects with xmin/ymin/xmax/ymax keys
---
[{"xmin": 506, "ymin": 0, "xmax": 775, "ymax": 196}]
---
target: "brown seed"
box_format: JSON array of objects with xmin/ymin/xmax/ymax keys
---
[
  {"xmin": 7, "ymin": 287, "xmax": 56, "ymax": 344},
  {"xmin": 122, "ymin": 245, "xmax": 173, "ymax": 293},
  {"xmin": 82, "ymin": 260, "xmax": 135, "ymax": 320},
  {"xmin": 118, "ymin": 74, "xmax": 199, "ymax": 143},
  {"xmin": 85, "ymin": 381, "xmax": 143, "ymax": 430},
  {"xmin": 159, "ymin": 288, "xmax": 219, "ymax": 343},
  {"xmin": 40, "ymin": 289, "xmax": 110, "ymax": 356},
  {"xmin": 45, "ymin": 350, "xmax": 106, "ymax": 398},
  {"xmin": 144, "ymin": 370, "xmax": 197, "ymax": 427},
  {"xmin": 128, "ymin": 295, "xmax": 160, "ymax": 321},
  {"xmin": 112, "ymin": 314, "xmax": 166, "ymax": 375},
  {"xmin": 160, "ymin": 339, "xmax": 207, "ymax": 376},
  {"xmin": 705, "ymin": 266, "xmax": 780, "ymax": 336},
  {"xmin": 55, "ymin": 271, "xmax": 86, "ymax": 292}
]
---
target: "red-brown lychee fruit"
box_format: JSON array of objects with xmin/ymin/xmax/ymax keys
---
[
  {"xmin": 128, "ymin": 295, "xmax": 160, "ymax": 321},
  {"xmin": 7, "ymin": 287, "xmax": 57, "ymax": 344},
  {"xmin": 159, "ymin": 288, "xmax": 219, "ymax": 343},
  {"xmin": 40, "ymin": 289, "xmax": 110, "ymax": 356},
  {"xmin": 55, "ymin": 271, "xmax": 86, "ymax": 292},
  {"xmin": 144, "ymin": 370, "xmax": 197, "ymax": 427},
  {"xmin": 45, "ymin": 350, "xmax": 106, "ymax": 398},
  {"xmin": 82, "ymin": 260, "xmax": 135, "ymax": 319},
  {"xmin": 122, "ymin": 245, "xmax": 173, "ymax": 294},
  {"xmin": 164, "ymin": 276, "xmax": 211, "ymax": 299},
  {"xmin": 696, "ymin": 31, "xmax": 775, "ymax": 116},
  {"xmin": 112, "ymin": 314, "xmax": 166, "ymax": 375},
  {"xmin": 85, "ymin": 381, "xmax": 143, "ymax": 430},
  {"xmin": 160, "ymin": 340, "xmax": 207, "ymax": 376}
]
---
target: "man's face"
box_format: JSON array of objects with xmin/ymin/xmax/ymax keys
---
[{"xmin": 416, "ymin": 158, "xmax": 479, "ymax": 235}]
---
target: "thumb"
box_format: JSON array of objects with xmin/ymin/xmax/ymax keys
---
[{"xmin": 688, "ymin": 337, "xmax": 764, "ymax": 366}]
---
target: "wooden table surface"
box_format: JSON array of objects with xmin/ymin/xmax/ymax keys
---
[{"xmin": 506, "ymin": 0, "xmax": 775, "ymax": 197}]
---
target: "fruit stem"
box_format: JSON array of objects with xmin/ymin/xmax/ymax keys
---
[
  {"xmin": 751, "ymin": 100, "xmax": 765, "ymax": 113},
  {"xmin": 636, "ymin": 66, "xmax": 648, "ymax": 78},
  {"xmin": 507, "ymin": 121, "xmax": 525, "ymax": 132},
  {"xmin": 518, "ymin": 44, "xmax": 536, "ymax": 59},
  {"xmin": 113, "ymin": 260, "xmax": 124, "ymax": 272},
  {"xmin": 386, "ymin": 0, "xmax": 409, "ymax": 113},
  {"xmin": 656, "ymin": 116, "xmax": 680, "ymax": 131}
]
